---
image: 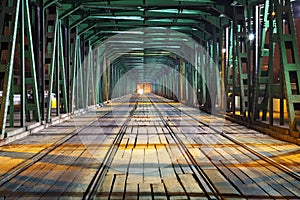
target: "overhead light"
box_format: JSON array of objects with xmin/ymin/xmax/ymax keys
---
[
  {"xmin": 231, "ymin": 1, "xmax": 239, "ymax": 6},
  {"xmin": 108, "ymin": 41, "xmax": 144, "ymax": 44},
  {"xmin": 137, "ymin": 6, "xmax": 144, "ymax": 11},
  {"xmin": 222, "ymin": 48, "xmax": 226, "ymax": 53},
  {"xmin": 138, "ymin": 89, "xmax": 144, "ymax": 95},
  {"xmin": 248, "ymin": 33, "xmax": 255, "ymax": 41},
  {"xmin": 92, "ymin": 16, "xmax": 143, "ymax": 21},
  {"xmin": 98, "ymin": 31, "xmax": 144, "ymax": 34}
]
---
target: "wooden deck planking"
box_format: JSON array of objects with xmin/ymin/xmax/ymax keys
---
[
  {"xmin": 3, "ymin": 142, "xmax": 73, "ymax": 199},
  {"xmin": 157, "ymin": 146, "xmax": 176, "ymax": 178},
  {"xmin": 216, "ymin": 145, "xmax": 292, "ymax": 197},
  {"xmin": 97, "ymin": 174, "xmax": 114, "ymax": 199},
  {"xmin": 152, "ymin": 183, "xmax": 168, "ymax": 200},
  {"xmin": 110, "ymin": 174, "xmax": 127, "ymax": 199},
  {"xmin": 0, "ymin": 94, "xmax": 300, "ymax": 199},
  {"xmin": 22, "ymin": 142, "xmax": 84, "ymax": 198},
  {"xmin": 178, "ymin": 174, "xmax": 204, "ymax": 198},
  {"xmin": 143, "ymin": 148, "xmax": 161, "ymax": 184},
  {"xmin": 125, "ymin": 183, "xmax": 138, "ymax": 200},
  {"xmin": 203, "ymin": 169, "xmax": 239, "ymax": 196},
  {"xmin": 139, "ymin": 183, "xmax": 152, "ymax": 200},
  {"xmin": 162, "ymin": 177, "xmax": 187, "ymax": 199}
]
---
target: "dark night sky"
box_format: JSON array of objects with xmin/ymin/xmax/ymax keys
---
[{"xmin": 293, "ymin": 1, "xmax": 300, "ymax": 18}]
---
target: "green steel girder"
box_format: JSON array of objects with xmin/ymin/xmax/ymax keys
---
[
  {"xmin": 57, "ymin": 20, "xmax": 68, "ymax": 113},
  {"xmin": 0, "ymin": 0, "xmax": 42, "ymax": 136},
  {"xmin": 273, "ymin": 0, "xmax": 300, "ymax": 132},
  {"xmin": 46, "ymin": 11, "xmax": 58, "ymax": 120},
  {"xmin": 78, "ymin": 23, "xmax": 96, "ymax": 36},
  {"xmin": 0, "ymin": 0, "xmax": 20, "ymax": 137},
  {"xmin": 24, "ymin": 0, "xmax": 41, "ymax": 122},
  {"xmin": 75, "ymin": 35, "xmax": 84, "ymax": 109},
  {"xmin": 253, "ymin": 0, "xmax": 277, "ymax": 123},
  {"xmin": 59, "ymin": 4, "xmax": 82, "ymax": 20},
  {"xmin": 45, "ymin": 7, "xmax": 68, "ymax": 120},
  {"xmin": 74, "ymin": 11, "xmax": 222, "ymax": 29},
  {"xmin": 54, "ymin": 0, "xmax": 232, "ymax": 46},
  {"xmin": 1, "ymin": 0, "xmax": 298, "ymax": 139}
]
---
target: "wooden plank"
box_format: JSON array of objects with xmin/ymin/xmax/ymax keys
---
[
  {"xmin": 178, "ymin": 174, "xmax": 204, "ymax": 198},
  {"xmin": 0, "ymin": 161, "xmax": 54, "ymax": 198},
  {"xmin": 157, "ymin": 147, "xmax": 176, "ymax": 178},
  {"xmin": 109, "ymin": 149, "xmax": 129, "ymax": 175},
  {"xmin": 203, "ymin": 169, "xmax": 239, "ymax": 196},
  {"xmin": 152, "ymin": 183, "xmax": 167, "ymax": 200},
  {"xmin": 40, "ymin": 141, "xmax": 85, "ymax": 198},
  {"xmin": 219, "ymin": 160, "xmax": 267, "ymax": 197},
  {"xmin": 59, "ymin": 148, "xmax": 99, "ymax": 196},
  {"xmin": 162, "ymin": 177, "xmax": 187, "ymax": 199},
  {"xmin": 139, "ymin": 183, "xmax": 152, "ymax": 200},
  {"xmin": 12, "ymin": 143, "xmax": 75, "ymax": 198},
  {"xmin": 187, "ymin": 148, "xmax": 215, "ymax": 169},
  {"xmin": 110, "ymin": 174, "xmax": 126, "ymax": 199},
  {"xmin": 143, "ymin": 148, "xmax": 161, "ymax": 184},
  {"xmin": 257, "ymin": 165, "xmax": 299, "ymax": 196},
  {"xmin": 129, "ymin": 149, "xmax": 144, "ymax": 175},
  {"xmin": 125, "ymin": 183, "xmax": 138, "ymax": 200},
  {"xmin": 164, "ymin": 145, "xmax": 183, "ymax": 174},
  {"xmin": 97, "ymin": 174, "xmax": 114, "ymax": 199}
]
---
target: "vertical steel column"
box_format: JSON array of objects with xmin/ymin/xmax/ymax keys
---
[
  {"xmin": 104, "ymin": 58, "xmax": 110, "ymax": 102},
  {"xmin": 24, "ymin": 0, "xmax": 41, "ymax": 122},
  {"xmin": 46, "ymin": 11, "xmax": 58, "ymax": 121},
  {"xmin": 95, "ymin": 48, "xmax": 101, "ymax": 104},
  {"xmin": 212, "ymin": 27, "xmax": 222, "ymax": 109},
  {"xmin": 221, "ymin": 27, "xmax": 226, "ymax": 110},
  {"xmin": 253, "ymin": 0, "xmax": 276, "ymax": 124},
  {"xmin": 57, "ymin": 20, "xmax": 68, "ymax": 113},
  {"xmin": 77, "ymin": 37, "xmax": 84, "ymax": 109},
  {"xmin": 85, "ymin": 40, "xmax": 91, "ymax": 107},
  {"xmin": 21, "ymin": 0, "xmax": 25, "ymax": 126},
  {"xmin": 199, "ymin": 50, "xmax": 206, "ymax": 106},
  {"xmin": 180, "ymin": 59, "xmax": 184, "ymax": 102},
  {"xmin": 226, "ymin": 22, "xmax": 235, "ymax": 112},
  {"xmin": 70, "ymin": 30, "xmax": 78, "ymax": 112},
  {"xmin": 233, "ymin": 5, "xmax": 251, "ymax": 117}
]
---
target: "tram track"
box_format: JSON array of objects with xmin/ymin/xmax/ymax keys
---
[
  {"xmin": 83, "ymin": 95, "xmax": 139, "ymax": 199},
  {"xmin": 148, "ymin": 95, "xmax": 222, "ymax": 200},
  {"xmin": 0, "ymin": 110, "xmax": 112, "ymax": 188},
  {"xmin": 150, "ymin": 94, "xmax": 300, "ymax": 184},
  {"xmin": 0, "ymin": 93, "xmax": 299, "ymax": 199}
]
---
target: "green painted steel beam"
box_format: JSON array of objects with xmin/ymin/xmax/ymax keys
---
[
  {"xmin": 0, "ymin": 0, "xmax": 21, "ymax": 137},
  {"xmin": 59, "ymin": 4, "xmax": 83, "ymax": 20}
]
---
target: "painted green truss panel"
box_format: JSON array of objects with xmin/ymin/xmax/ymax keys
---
[{"xmin": 0, "ymin": 0, "xmax": 41, "ymax": 137}]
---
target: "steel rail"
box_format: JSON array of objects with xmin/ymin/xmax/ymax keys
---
[
  {"xmin": 0, "ymin": 110, "xmax": 112, "ymax": 187},
  {"xmin": 152, "ymin": 94, "xmax": 300, "ymax": 182},
  {"xmin": 148, "ymin": 94, "xmax": 223, "ymax": 200},
  {"xmin": 83, "ymin": 96, "xmax": 139, "ymax": 199}
]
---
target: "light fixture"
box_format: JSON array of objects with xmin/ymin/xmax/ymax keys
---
[
  {"xmin": 222, "ymin": 48, "xmax": 226, "ymax": 53},
  {"xmin": 138, "ymin": 89, "xmax": 144, "ymax": 95},
  {"xmin": 248, "ymin": 33, "xmax": 255, "ymax": 41}
]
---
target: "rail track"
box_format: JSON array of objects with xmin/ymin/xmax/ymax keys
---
[
  {"xmin": 0, "ymin": 108, "xmax": 114, "ymax": 197},
  {"xmin": 0, "ymin": 113, "xmax": 105, "ymax": 187},
  {"xmin": 83, "ymin": 94, "xmax": 223, "ymax": 200},
  {"xmin": 149, "ymin": 94, "xmax": 300, "ymax": 190},
  {"xmin": 0, "ymin": 93, "xmax": 299, "ymax": 199},
  {"xmin": 83, "ymin": 95, "xmax": 139, "ymax": 199},
  {"xmin": 148, "ymin": 95, "xmax": 223, "ymax": 200}
]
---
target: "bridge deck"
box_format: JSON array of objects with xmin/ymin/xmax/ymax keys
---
[{"xmin": 0, "ymin": 94, "xmax": 299, "ymax": 199}]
